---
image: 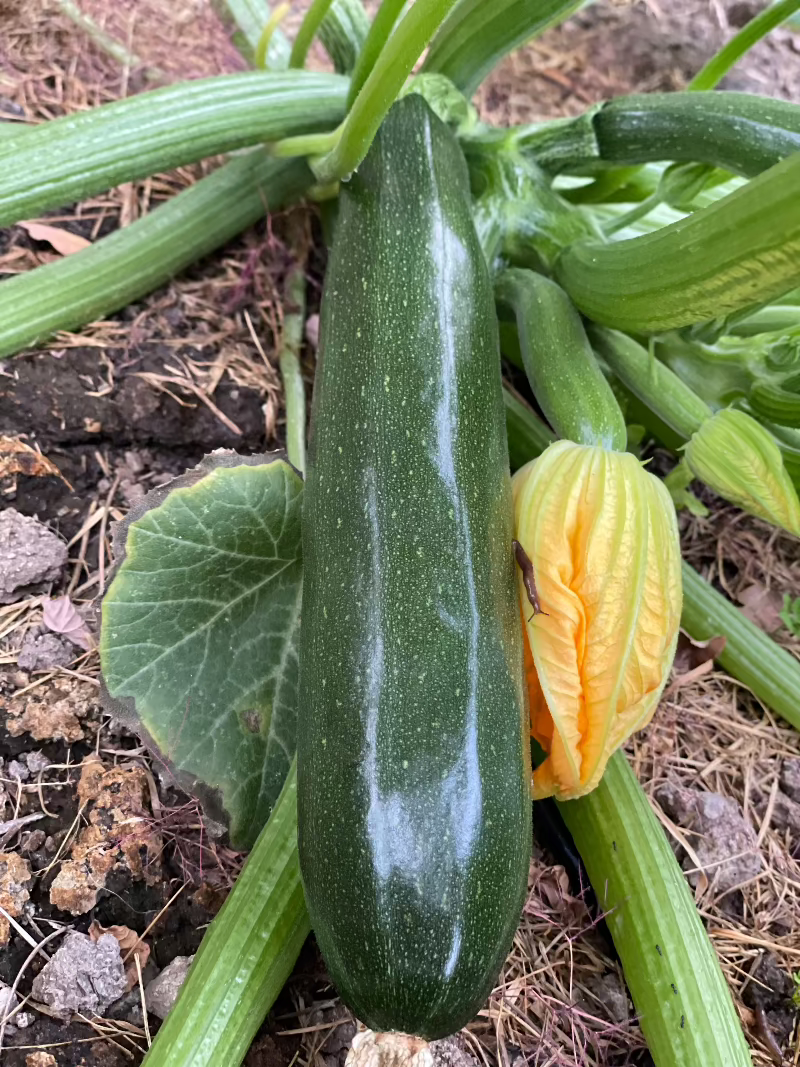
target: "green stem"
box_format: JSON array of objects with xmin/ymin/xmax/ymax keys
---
[
  {"xmin": 210, "ymin": 0, "xmax": 291, "ymax": 68},
  {"xmin": 601, "ymin": 191, "xmax": 661, "ymax": 237},
  {"xmin": 310, "ymin": 0, "xmax": 460, "ymax": 184},
  {"xmin": 422, "ymin": 0, "xmax": 584, "ymax": 98},
  {"xmin": 280, "ymin": 266, "xmax": 308, "ymax": 474},
  {"xmin": 589, "ymin": 326, "xmax": 712, "ymax": 440},
  {"xmin": 688, "ymin": 0, "xmax": 800, "ymax": 90},
  {"xmin": 289, "ymin": 0, "xmax": 337, "ymax": 68},
  {"xmin": 142, "ymin": 762, "xmax": 310, "ymax": 1067},
  {"xmin": 346, "ymin": 0, "xmax": 408, "ymax": 108},
  {"xmin": 318, "ymin": 0, "xmax": 371, "ymax": 75},
  {"xmin": 0, "ymin": 72, "xmax": 347, "ymax": 228},
  {"xmin": 559, "ymin": 752, "xmax": 751, "ymax": 1067},
  {"xmin": 0, "ymin": 152, "xmax": 312, "ymax": 360},
  {"xmin": 556, "ymin": 153, "xmax": 800, "ymax": 334},
  {"xmin": 681, "ymin": 561, "xmax": 800, "ymax": 730},
  {"xmin": 255, "ymin": 3, "xmax": 290, "ymax": 68}
]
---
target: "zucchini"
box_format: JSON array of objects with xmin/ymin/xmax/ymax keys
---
[
  {"xmin": 495, "ymin": 269, "xmax": 627, "ymax": 451},
  {"xmin": 298, "ymin": 94, "xmax": 530, "ymax": 1040}
]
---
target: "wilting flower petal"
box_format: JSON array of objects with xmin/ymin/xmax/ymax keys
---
[
  {"xmin": 684, "ymin": 408, "xmax": 800, "ymax": 537},
  {"xmin": 513, "ymin": 441, "xmax": 682, "ymax": 800}
]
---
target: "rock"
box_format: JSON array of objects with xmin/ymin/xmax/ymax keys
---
[
  {"xmin": 585, "ymin": 972, "xmax": 629, "ymax": 1024},
  {"xmin": 656, "ymin": 783, "xmax": 762, "ymax": 893},
  {"xmin": 31, "ymin": 931, "xmax": 127, "ymax": 1017},
  {"xmin": 0, "ymin": 979, "xmax": 20, "ymax": 1026},
  {"xmin": 106, "ymin": 986, "xmax": 146, "ymax": 1026},
  {"xmin": 24, "ymin": 750, "xmax": 50, "ymax": 775},
  {"xmin": 769, "ymin": 792, "xmax": 800, "ymax": 835},
  {"xmin": 14, "ymin": 1010, "xmax": 34, "ymax": 1028},
  {"xmin": 0, "ymin": 509, "xmax": 67, "ymax": 604},
  {"xmin": 19, "ymin": 829, "xmax": 46, "ymax": 854},
  {"xmin": 17, "ymin": 630, "xmax": 77, "ymax": 671},
  {"xmin": 6, "ymin": 758, "xmax": 29, "ymax": 780},
  {"xmin": 26, "ymin": 1054, "xmax": 57, "ymax": 1067},
  {"xmin": 430, "ymin": 1037, "xmax": 478, "ymax": 1067},
  {"xmin": 780, "ymin": 759, "xmax": 800, "ymax": 803},
  {"xmin": 144, "ymin": 955, "xmax": 195, "ymax": 1020},
  {"xmin": 0, "ymin": 851, "xmax": 33, "ymax": 945}
]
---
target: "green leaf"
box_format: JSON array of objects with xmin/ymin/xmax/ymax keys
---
[
  {"xmin": 0, "ymin": 72, "xmax": 346, "ymax": 228},
  {"xmin": 101, "ymin": 453, "xmax": 304, "ymax": 849},
  {"xmin": 423, "ymin": 0, "xmax": 585, "ymax": 97}
]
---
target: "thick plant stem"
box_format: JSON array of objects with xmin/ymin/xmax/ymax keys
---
[
  {"xmin": 556, "ymin": 152, "xmax": 800, "ymax": 334},
  {"xmin": 681, "ymin": 562, "xmax": 800, "ymax": 731},
  {"xmin": 589, "ymin": 326, "xmax": 712, "ymax": 440},
  {"xmin": 211, "ymin": 0, "xmax": 292, "ymax": 68},
  {"xmin": 308, "ymin": 0, "xmax": 460, "ymax": 184},
  {"xmin": 422, "ymin": 0, "xmax": 583, "ymax": 97},
  {"xmin": 0, "ymin": 153, "xmax": 312, "ymax": 360},
  {"xmin": 0, "ymin": 72, "xmax": 347, "ymax": 228},
  {"xmin": 558, "ymin": 752, "xmax": 752, "ymax": 1067},
  {"xmin": 289, "ymin": 0, "xmax": 337, "ymax": 68},
  {"xmin": 280, "ymin": 266, "xmax": 308, "ymax": 474},
  {"xmin": 346, "ymin": 0, "xmax": 408, "ymax": 108},
  {"xmin": 141, "ymin": 762, "xmax": 310, "ymax": 1067},
  {"xmin": 688, "ymin": 0, "xmax": 800, "ymax": 90}
]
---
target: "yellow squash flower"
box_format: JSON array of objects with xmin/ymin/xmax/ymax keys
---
[{"xmin": 513, "ymin": 441, "xmax": 682, "ymax": 801}]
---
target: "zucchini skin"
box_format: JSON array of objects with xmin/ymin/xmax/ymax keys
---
[{"xmin": 298, "ymin": 94, "xmax": 530, "ymax": 1040}]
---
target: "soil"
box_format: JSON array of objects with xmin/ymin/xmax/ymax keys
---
[{"xmin": 1, "ymin": 1, "xmax": 799, "ymax": 1066}]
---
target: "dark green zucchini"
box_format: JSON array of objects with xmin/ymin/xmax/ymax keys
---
[{"xmin": 298, "ymin": 94, "xmax": 530, "ymax": 1040}]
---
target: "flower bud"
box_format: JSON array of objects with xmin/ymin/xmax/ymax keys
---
[
  {"xmin": 684, "ymin": 408, "xmax": 800, "ymax": 536},
  {"xmin": 513, "ymin": 441, "xmax": 682, "ymax": 800}
]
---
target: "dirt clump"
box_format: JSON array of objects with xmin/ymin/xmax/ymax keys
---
[
  {"xmin": 49, "ymin": 757, "xmax": 162, "ymax": 915},
  {"xmin": 0, "ymin": 851, "xmax": 32, "ymax": 944},
  {"xmin": 4, "ymin": 677, "xmax": 98, "ymax": 744}
]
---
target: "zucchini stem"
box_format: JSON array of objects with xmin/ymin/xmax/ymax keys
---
[
  {"xmin": 309, "ymin": 0, "xmax": 461, "ymax": 184},
  {"xmin": 289, "ymin": 0, "xmax": 337, "ymax": 68}
]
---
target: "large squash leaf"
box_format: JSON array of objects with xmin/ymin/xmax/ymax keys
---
[{"xmin": 101, "ymin": 452, "xmax": 303, "ymax": 849}]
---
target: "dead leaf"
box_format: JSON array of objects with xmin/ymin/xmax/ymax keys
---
[
  {"xmin": 668, "ymin": 631, "xmax": 727, "ymax": 692},
  {"xmin": 88, "ymin": 920, "xmax": 150, "ymax": 991},
  {"xmin": 41, "ymin": 595, "xmax": 93, "ymax": 650},
  {"xmin": 736, "ymin": 582, "xmax": 784, "ymax": 634},
  {"xmin": 17, "ymin": 221, "xmax": 91, "ymax": 256},
  {"xmin": 0, "ymin": 435, "xmax": 71, "ymax": 488}
]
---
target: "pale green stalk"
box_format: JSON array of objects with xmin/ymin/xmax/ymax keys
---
[{"xmin": 688, "ymin": 0, "xmax": 800, "ymax": 90}]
